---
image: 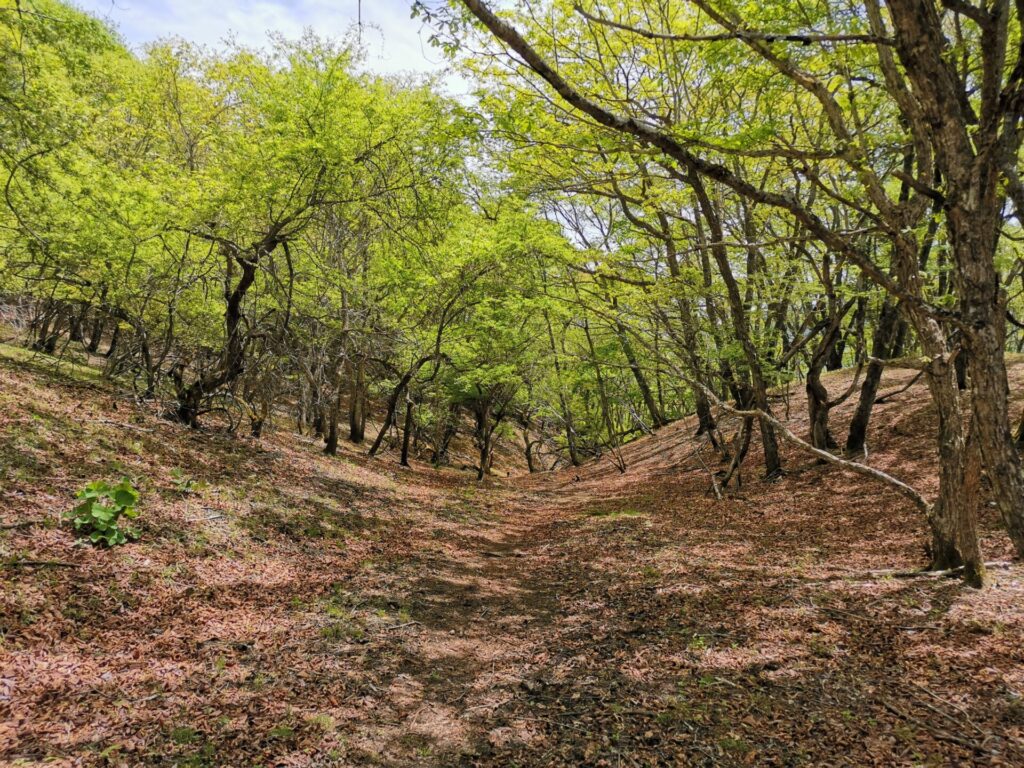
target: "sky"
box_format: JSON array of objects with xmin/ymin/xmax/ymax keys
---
[{"xmin": 72, "ymin": 0, "xmax": 464, "ymax": 89}]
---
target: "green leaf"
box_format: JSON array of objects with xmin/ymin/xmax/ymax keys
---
[{"xmin": 113, "ymin": 489, "xmax": 137, "ymax": 507}]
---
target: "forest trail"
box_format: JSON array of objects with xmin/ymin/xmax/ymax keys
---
[{"xmin": 4, "ymin": 355, "xmax": 1024, "ymax": 766}]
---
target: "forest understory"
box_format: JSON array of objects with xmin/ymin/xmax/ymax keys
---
[{"xmin": 3, "ymin": 353, "xmax": 1024, "ymax": 767}]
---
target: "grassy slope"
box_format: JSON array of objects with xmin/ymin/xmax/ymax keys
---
[{"xmin": 2, "ymin": 354, "xmax": 1024, "ymax": 766}]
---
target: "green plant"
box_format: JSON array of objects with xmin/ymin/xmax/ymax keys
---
[
  {"xmin": 169, "ymin": 726, "xmax": 200, "ymax": 745},
  {"xmin": 65, "ymin": 478, "xmax": 141, "ymax": 546},
  {"xmin": 170, "ymin": 468, "xmax": 202, "ymax": 495}
]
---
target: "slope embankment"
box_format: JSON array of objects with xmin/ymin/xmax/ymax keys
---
[{"xmin": 2, "ymin": 355, "xmax": 1023, "ymax": 766}]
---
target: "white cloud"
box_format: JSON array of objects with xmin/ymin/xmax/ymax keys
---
[{"xmin": 72, "ymin": 0, "xmax": 467, "ymax": 93}]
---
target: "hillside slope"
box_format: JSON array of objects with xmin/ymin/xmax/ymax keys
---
[{"xmin": 2, "ymin": 355, "xmax": 1024, "ymax": 766}]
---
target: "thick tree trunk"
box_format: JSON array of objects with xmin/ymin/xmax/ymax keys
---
[
  {"xmin": 964, "ymin": 317, "xmax": 1024, "ymax": 557},
  {"xmin": 888, "ymin": 229, "xmax": 978, "ymax": 580},
  {"xmin": 922, "ymin": 356, "xmax": 972, "ymax": 574},
  {"xmin": 954, "ymin": 343, "xmax": 968, "ymax": 390},
  {"xmin": 948, "ymin": 229, "xmax": 1024, "ymax": 557},
  {"xmin": 957, "ymin": 419, "xmax": 987, "ymax": 587},
  {"xmin": 881, "ymin": 0, "xmax": 1023, "ymax": 561},
  {"xmin": 172, "ymin": 245, "xmax": 259, "ymax": 428},
  {"xmin": 87, "ymin": 313, "xmax": 104, "ymax": 354}
]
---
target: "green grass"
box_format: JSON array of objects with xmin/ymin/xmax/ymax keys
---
[
  {"xmin": 0, "ymin": 341, "xmax": 104, "ymax": 384},
  {"xmin": 586, "ymin": 507, "xmax": 645, "ymax": 521}
]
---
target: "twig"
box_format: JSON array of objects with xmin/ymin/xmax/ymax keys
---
[
  {"xmin": 695, "ymin": 382, "xmax": 932, "ymax": 517},
  {"xmin": 903, "ymin": 679, "xmax": 1024, "ymax": 764},
  {"xmin": 383, "ymin": 621, "xmax": 421, "ymax": 631},
  {"xmin": 908, "ymin": 681, "xmax": 990, "ymax": 741},
  {"xmin": 881, "ymin": 699, "xmax": 988, "ymax": 754},
  {"xmin": 519, "ymin": 715, "xmax": 591, "ymax": 733},
  {"xmin": 464, "ymin": 696, "xmax": 515, "ymax": 712},
  {"xmin": 692, "ymin": 438, "xmax": 722, "ymax": 499},
  {"xmin": 0, "ymin": 520, "xmax": 39, "ymax": 530},
  {"xmin": 874, "ymin": 561, "xmax": 1012, "ymax": 579}
]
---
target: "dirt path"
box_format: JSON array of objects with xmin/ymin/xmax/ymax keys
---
[
  {"xmin": 335, "ymin": 467, "xmax": 1024, "ymax": 767},
  {"xmin": 4, "ymin": 360, "xmax": 1024, "ymax": 766}
]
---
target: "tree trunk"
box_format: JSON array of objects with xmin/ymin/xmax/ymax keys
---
[
  {"xmin": 475, "ymin": 402, "xmax": 491, "ymax": 481},
  {"xmin": 432, "ymin": 403, "xmax": 460, "ymax": 466},
  {"xmin": 348, "ymin": 356, "xmax": 366, "ymax": 443},
  {"xmin": 881, "ymin": 0, "xmax": 1024, "ymax": 560},
  {"xmin": 324, "ymin": 383, "xmax": 342, "ymax": 456},
  {"xmin": 951, "ymin": 224, "xmax": 1024, "ymax": 557},
  {"xmin": 172, "ymin": 245, "xmax": 259, "ymax": 427},
  {"xmin": 104, "ymin": 324, "xmax": 120, "ymax": 359},
  {"xmin": 369, "ymin": 355, "xmax": 435, "ymax": 457},
  {"xmin": 921, "ymin": 355, "xmax": 973, "ymax": 575},
  {"xmin": 69, "ymin": 303, "xmax": 87, "ymax": 343},
  {"xmin": 846, "ymin": 298, "xmax": 900, "ymax": 454},
  {"xmin": 544, "ymin": 310, "xmax": 581, "ymax": 466},
  {"xmin": 614, "ymin": 318, "xmax": 665, "ymax": 428},
  {"xmin": 825, "ymin": 337, "xmax": 845, "ymax": 371},
  {"xmin": 524, "ymin": 433, "xmax": 538, "ymax": 472},
  {"xmin": 806, "ymin": 372, "xmax": 837, "ymax": 451},
  {"xmin": 957, "ymin": 418, "xmax": 987, "ymax": 587},
  {"xmin": 692, "ymin": 176, "xmax": 782, "ymax": 477},
  {"xmin": 87, "ymin": 313, "xmax": 104, "ymax": 354},
  {"xmin": 963, "ymin": 314, "xmax": 1024, "ymax": 557},
  {"xmin": 806, "ymin": 303, "xmax": 846, "ymax": 450},
  {"xmin": 400, "ymin": 398, "xmax": 414, "ymax": 467}
]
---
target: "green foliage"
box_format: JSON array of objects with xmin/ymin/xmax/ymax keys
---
[
  {"xmin": 65, "ymin": 478, "xmax": 141, "ymax": 546},
  {"xmin": 169, "ymin": 468, "xmax": 202, "ymax": 496},
  {"xmin": 11, "ymin": 0, "xmax": 1004, "ymax": 474}
]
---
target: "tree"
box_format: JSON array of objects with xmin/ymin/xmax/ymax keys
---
[{"xmin": 426, "ymin": 0, "xmax": 1024, "ymax": 584}]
